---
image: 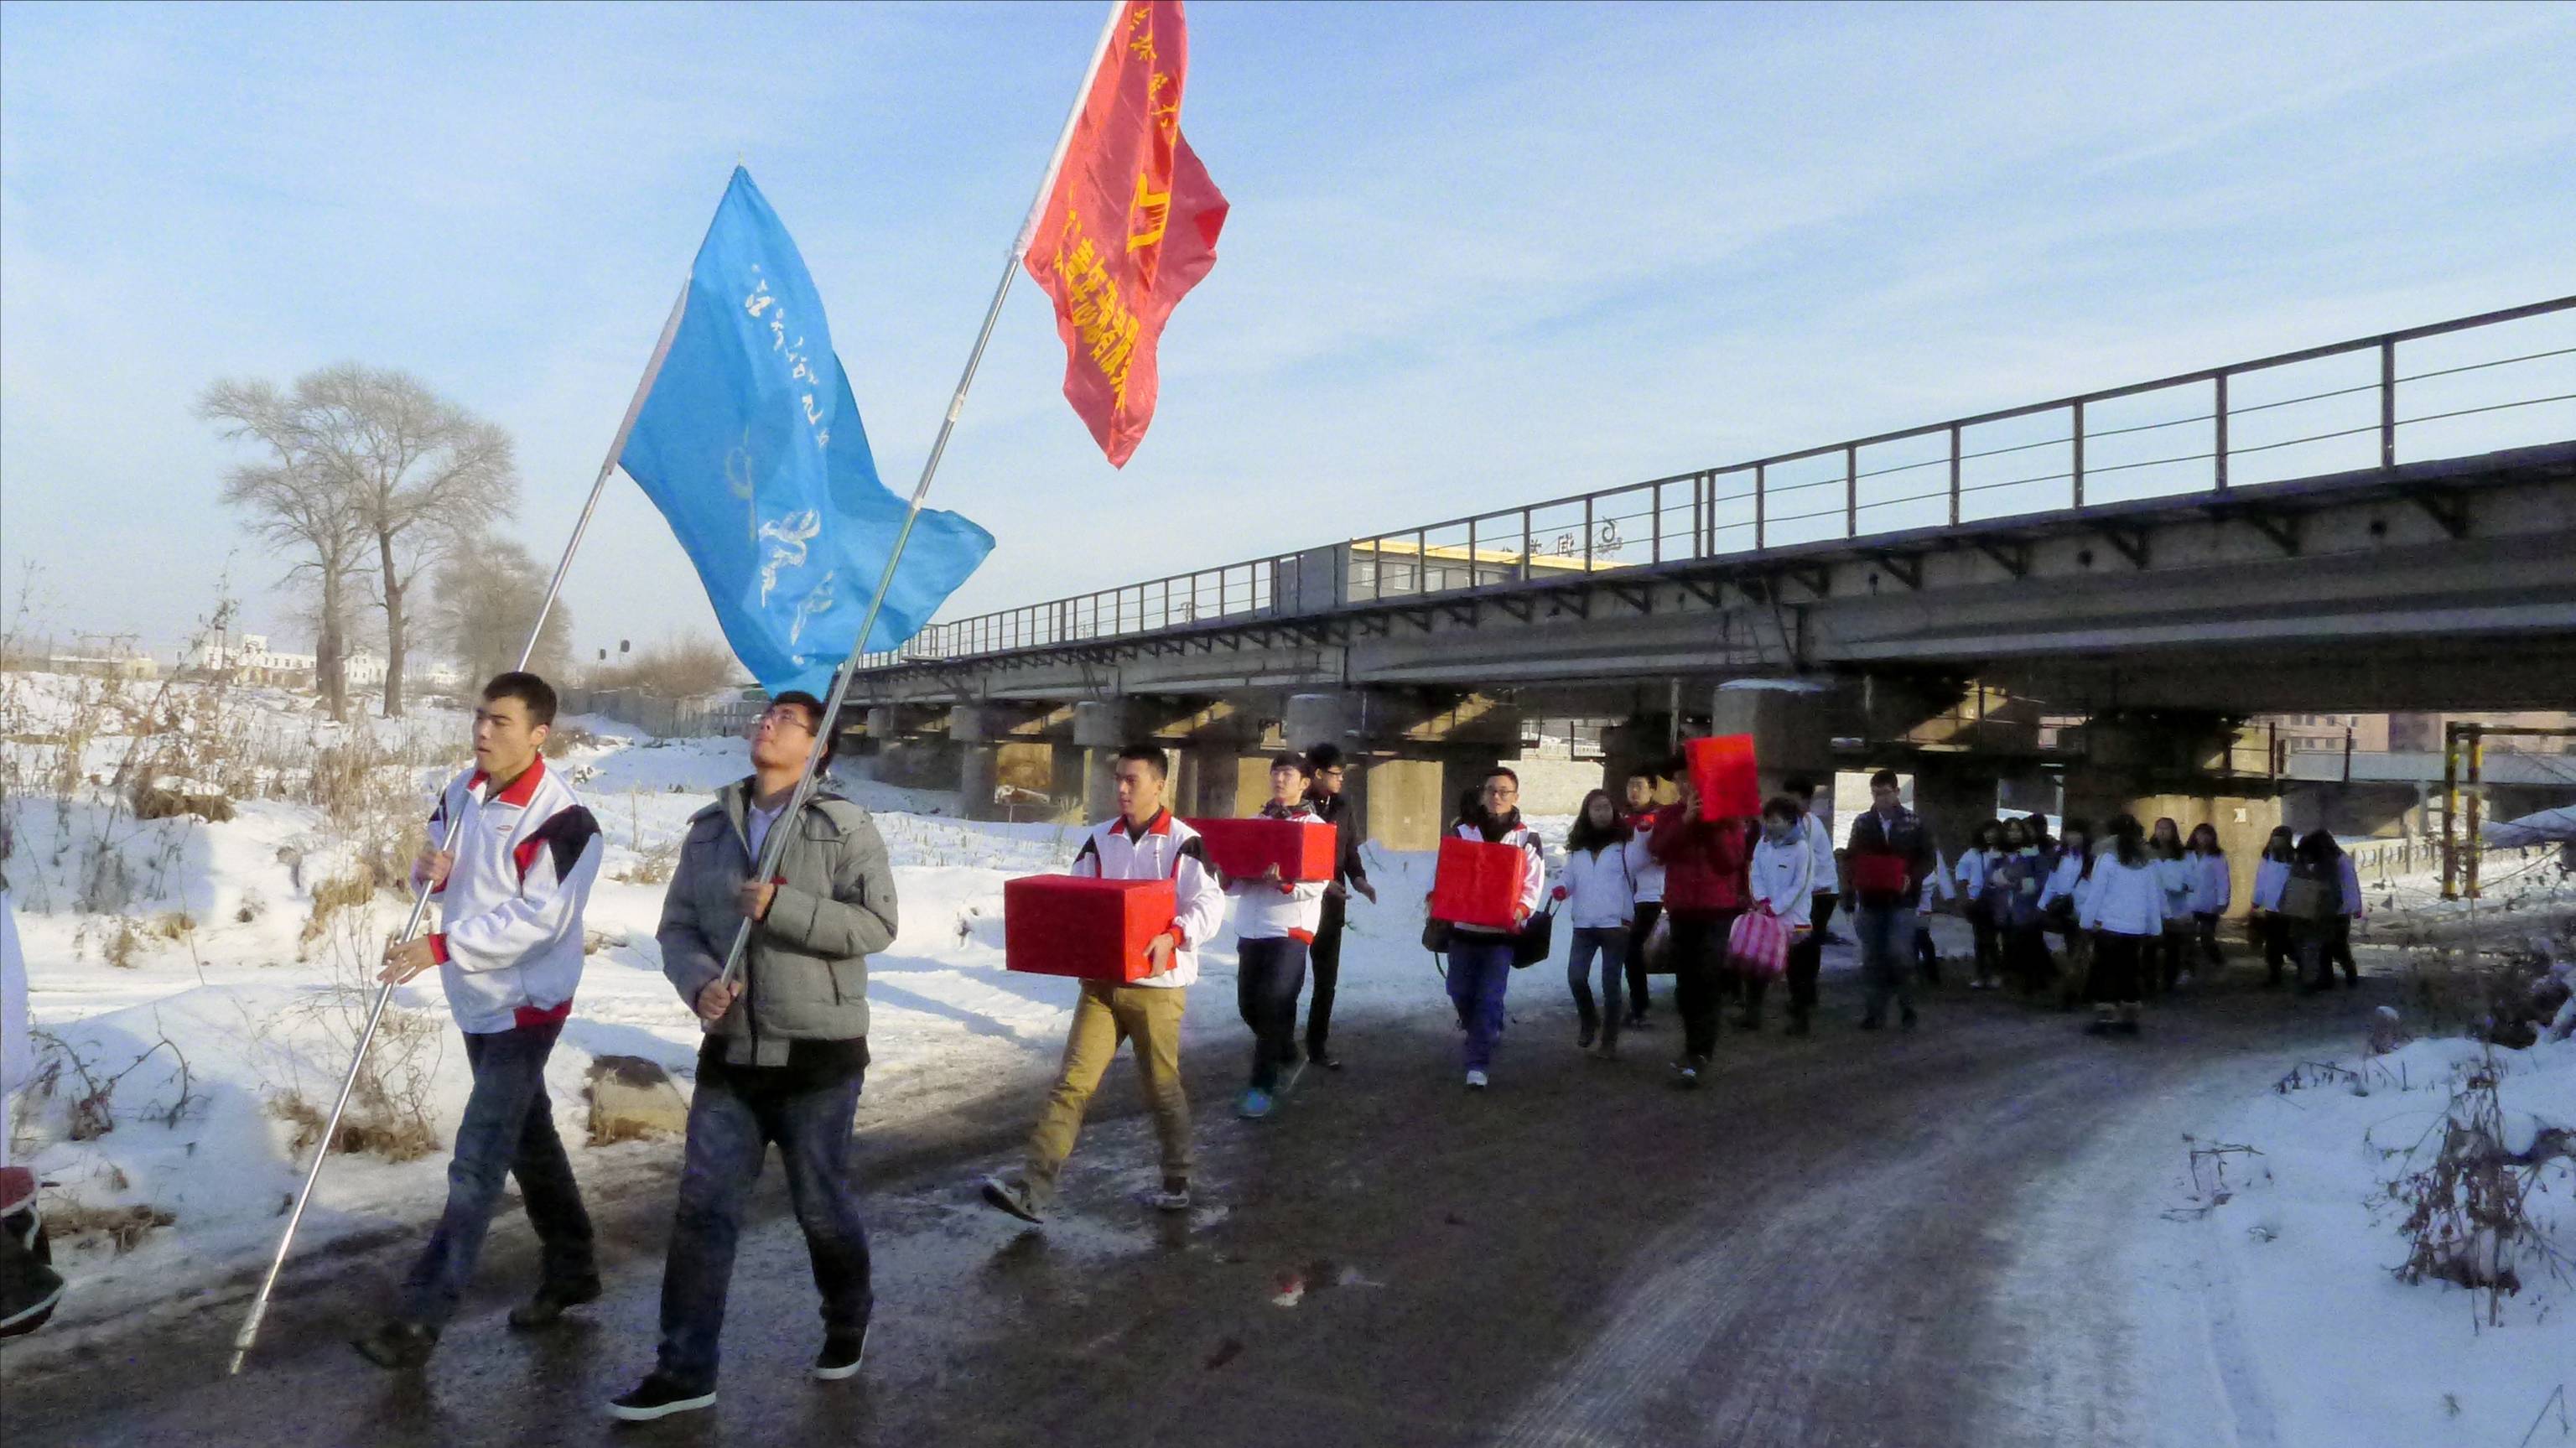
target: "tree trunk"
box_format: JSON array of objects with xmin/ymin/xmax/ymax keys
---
[
  {"xmin": 379, "ymin": 533, "xmax": 406, "ymax": 717},
  {"xmin": 317, "ymin": 573, "xmax": 348, "ymax": 724}
]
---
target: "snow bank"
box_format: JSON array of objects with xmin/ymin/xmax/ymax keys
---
[{"xmin": 2159, "ymin": 1033, "xmax": 2576, "ymax": 1445}]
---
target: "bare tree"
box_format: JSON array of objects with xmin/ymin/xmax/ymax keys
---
[
  {"xmin": 431, "ymin": 533, "xmax": 572, "ymax": 689},
  {"xmin": 291, "ymin": 364, "xmax": 518, "ymax": 717},
  {"xmin": 200, "ymin": 380, "xmax": 373, "ymax": 723}
]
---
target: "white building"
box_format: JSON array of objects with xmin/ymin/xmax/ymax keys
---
[{"xmin": 185, "ymin": 633, "xmax": 317, "ymax": 688}]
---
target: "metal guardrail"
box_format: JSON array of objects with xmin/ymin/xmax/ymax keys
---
[{"xmin": 858, "ymin": 296, "xmax": 2576, "ymax": 671}]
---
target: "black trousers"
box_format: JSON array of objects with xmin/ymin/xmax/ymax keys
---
[
  {"xmin": 2091, "ymin": 932, "xmax": 2146, "ymax": 1004},
  {"xmin": 1786, "ymin": 892, "xmax": 1834, "ymax": 1015},
  {"xmin": 1668, "ymin": 910, "xmax": 1741, "ymax": 1061},
  {"xmin": 1625, "ymin": 901, "xmax": 1664, "ymax": 1019},
  {"xmin": 1305, "ymin": 893, "xmax": 1346, "ymax": 1054},
  {"xmin": 1238, "ymin": 937, "xmax": 1311, "ymax": 1091},
  {"xmin": 2257, "ymin": 911, "xmax": 2291, "ymax": 983}
]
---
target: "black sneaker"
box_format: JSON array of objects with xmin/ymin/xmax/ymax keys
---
[
  {"xmin": 812, "ymin": 1325, "xmax": 869, "ymax": 1381},
  {"xmin": 1900, "ymin": 1007, "xmax": 1919, "ymax": 1030},
  {"xmin": 1307, "ymin": 1046, "xmax": 1343, "ymax": 1070},
  {"xmin": 979, "ymin": 1176, "xmax": 1045, "ymax": 1224},
  {"xmin": 1625, "ymin": 1014, "xmax": 1652, "ymax": 1030},
  {"xmin": 608, "ymin": 1373, "xmax": 717, "ymax": 1422},
  {"xmin": 507, "ymin": 1274, "xmax": 602, "ymax": 1331},
  {"xmin": 351, "ymin": 1320, "xmax": 439, "ymax": 1370},
  {"xmin": 1784, "ymin": 1012, "xmax": 1810, "ymax": 1037},
  {"xmin": 1576, "ymin": 1023, "xmax": 1597, "ymax": 1050},
  {"xmin": 1858, "ymin": 1015, "xmax": 1884, "ymax": 1031}
]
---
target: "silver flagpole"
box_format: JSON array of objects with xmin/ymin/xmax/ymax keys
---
[
  {"xmin": 714, "ymin": 0, "xmax": 1125, "ymax": 990},
  {"xmin": 227, "ymin": 282, "xmax": 690, "ymax": 1376}
]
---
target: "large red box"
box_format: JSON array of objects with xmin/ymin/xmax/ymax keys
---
[
  {"xmin": 1685, "ymin": 734, "xmax": 1762, "ymax": 821},
  {"xmin": 1428, "ymin": 838, "xmax": 1528, "ymax": 929},
  {"xmin": 1183, "ymin": 817, "xmax": 1337, "ymax": 883},
  {"xmin": 1004, "ymin": 875, "xmax": 1176, "ymax": 983}
]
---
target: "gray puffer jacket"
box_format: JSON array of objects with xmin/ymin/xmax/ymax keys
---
[{"xmin": 657, "ymin": 779, "xmax": 897, "ymax": 1065}]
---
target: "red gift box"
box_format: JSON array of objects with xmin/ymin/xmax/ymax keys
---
[
  {"xmin": 1184, "ymin": 817, "xmax": 1337, "ymax": 883},
  {"xmin": 1004, "ymin": 875, "xmax": 1177, "ymax": 983},
  {"xmin": 1429, "ymin": 837, "xmax": 1528, "ymax": 929},
  {"xmin": 1685, "ymin": 734, "xmax": 1762, "ymax": 820},
  {"xmin": 1849, "ymin": 854, "xmax": 1911, "ymax": 897}
]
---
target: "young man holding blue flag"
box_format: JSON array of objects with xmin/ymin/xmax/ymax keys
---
[{"xmin": 609, "ymin": 692, "xmax": 895, "ymax": 1422}]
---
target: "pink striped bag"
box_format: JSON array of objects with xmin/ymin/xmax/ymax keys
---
[{"xmin": 1727, "ymin": 907, "xmax": 1789, "ymax": 978}]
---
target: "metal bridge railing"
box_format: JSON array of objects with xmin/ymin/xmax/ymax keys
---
[{"xmin": 856, "ymin": 295, "xmax": 2576, "ymax": 671}]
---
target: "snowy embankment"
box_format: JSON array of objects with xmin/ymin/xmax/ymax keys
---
[
  {"xmin": 2137, "ymin": 1023, "xmax": 2574, "ymax": 1445},
  {"xmin": 0, "ymin": 672, "xmax": 1466, "ymax": 1333}
]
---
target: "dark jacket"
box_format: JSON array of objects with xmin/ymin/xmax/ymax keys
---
[
  {"xmin": 1846, "ymin": 805, "xmax": 1937, "ymax": 908},
  {"xmin": 1306, "ymin": 790, "xmax": 1369, "ymax": 891},
  {"xmin": 1646, "ymin": 803, "xmax": 1754, "ymax": 916},
  {"xmin": 658, "ymin": 779, "xmax": 897, "ymax": 1071}
]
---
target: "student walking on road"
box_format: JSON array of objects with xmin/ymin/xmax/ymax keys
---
[
  {"xmin": 353, "ymin": 673, "xmax": 604, "ymax": 1372},
  {"xmin": 610, "ymin": 693, "xmax": 896, "ymax": 1422},
  {"xmin": 1554, "ymin": 791, "xmax": 1634, "ymax": 1058},
  {"xmin": 1991, "ymin": 817, "xmax": 2054, "ymax": 995},
  {"xmin": 1959, "ymin": 821, "xmax": 2002, "ymax": 989},
  {"xmin": 1784, "ymin": 776, "xmax": 1837, "ymax": 1036},
  {"xmin": 2184, "ymin": 823, "xmax": 2232, "ymax": 973},
  {"xmin": 2284, "ymin": 831, "xmax": 2351, "ymax": 994},
  {"xmin": 1440, "ymin": 769, "xmax": 1545, "ymax": 1091},
  {"xmin": 1739, "ymin": 797, "xmax": 1817, "ymax": 1033},
  {"xmin": 2249, "ymin": 826, "xmax": 2296, "ymax": 987},
  {"xmin": 1846, "ymin": 770, "xmax": 1935, "ymax": 1032},
  {"xmin": 2038, "ymin": 817, "xmax": 2097, "ymax": 1009},
  {"xmin": 1649, "ymin": 780, "xmax": 1755, "ymax": 1083},
  {"xmin": 2080, "ymin": 814, "xmax": 2160, "ymax": 1035},
  {"xmin": 981, "ymin": 746, "xmax": 1228, "ymax": 1224},
  {"xmin": 1223, "ymin": 755, "xmax": 1331, "ymax": 1120},
  {"xmin": 2147, "ymin": 817, "xmax": 2194, "ymax": 992},
  {"xmin": 1620, "ymin": 770, "xmax": 1668, "ymax": 1030},
  {"xmin": 1297, "ymin": 745, "xmax": 1375, "ymax": 1071}
]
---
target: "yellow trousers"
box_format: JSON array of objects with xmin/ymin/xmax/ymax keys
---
[{"xmin": 1023, "ymin": 980, "xmax": 1192, "ymax": 1203}]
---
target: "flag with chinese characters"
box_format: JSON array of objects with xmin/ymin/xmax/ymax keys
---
[
  {"xmin": 1025, "ymin": 0, "xmax": 1228, "ymax": 467},
  {"xmin": 620, "ymin": 168, "xmax": 995, "ymax": 696}
]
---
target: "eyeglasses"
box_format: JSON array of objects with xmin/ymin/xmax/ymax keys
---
[
  {"xmin": 1483, "ymin": 785, "xmax": 1519, "ymax": 798},
  {"xmin": 753, "ymin": 707, "xmax": 815, "ymax": 734}
]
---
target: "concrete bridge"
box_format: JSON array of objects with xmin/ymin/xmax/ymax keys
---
[{"xmin": 844, "ymin": 298, "xmax": 2576, "ymax": 898}]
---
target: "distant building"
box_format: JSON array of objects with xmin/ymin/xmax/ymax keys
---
[
  {"xmin": 2388, "ymin": 710, "xmax": 2576, "ymax": 754},
  {"xmin": 185, "ymin": 632, "xmax": 316, "ymax": 688},
  {"xmin": 46, "ymin": 652, "xmax": 158, "ymax": 680}
]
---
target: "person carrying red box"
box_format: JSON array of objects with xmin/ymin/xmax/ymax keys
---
[
  {"xmin": 1436, "ymin": 766, "xmax": 1546, "ymax": 1091},
  {"xmin": 1846, "ymin": 768, "xmax": 1938, "ymax": 1031},
  {"xmin": 981, "ymin": 745, "xmax": 1227, "ymax": 1225},
  {"xmin": 1218, "ymin": 754, "xmax": 1332, "ymax": 1120},
  {"xmin": 1648, "ymin": 778, "xmax": 1756, "ymax": 1087}
]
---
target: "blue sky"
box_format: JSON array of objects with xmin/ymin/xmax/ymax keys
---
[{"xmin": 3, "ymin": 1, "xmax": 2572, "ymax": 662}]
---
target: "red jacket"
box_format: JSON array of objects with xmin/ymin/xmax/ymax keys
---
[{"xmin": 1647, "ymin": 802, "xmax": 1755, "ymax": 914}]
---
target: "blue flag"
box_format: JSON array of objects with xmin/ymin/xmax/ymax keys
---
[{"xmin": 620, "ymin": 168, "xmax": 994, "ymax": 697}]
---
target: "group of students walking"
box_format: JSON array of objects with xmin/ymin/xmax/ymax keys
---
[{"xmin": 338, "ymin": 683, "xmax": 2376, "ymax": 1423}]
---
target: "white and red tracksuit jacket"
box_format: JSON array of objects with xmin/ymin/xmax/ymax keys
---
[
  {"xmin": 1068, "ymin": 808, "xmax": 1228, "ymax": 989},
  {"xmin": 1225, "ymin": 802, "xmax": 1332, "ymax": 943},
  {"xmin": 419, "ymin": 758, "xmax": 604, "ymax": 1035}
]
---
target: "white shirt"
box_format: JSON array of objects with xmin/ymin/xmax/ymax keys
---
[
  {"xmin": 2186, "ymin": 852, "xmax": 2232, "ymax": 915},
  {"xmin": 1623, "ymin": 812, "xmax": 1666, "ymax": 905},
  {"xmin": 2251, "ymin": 858, "xmax": 2290, "ymax": 911},
  {"xmin": 2081, "ymin": 858, "xmax": 2168, "ymax": 937}
]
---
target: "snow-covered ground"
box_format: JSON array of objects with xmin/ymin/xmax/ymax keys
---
[{"xmin": 0, "ymin": 672, "xmax": 1466, "ymax": 1331}]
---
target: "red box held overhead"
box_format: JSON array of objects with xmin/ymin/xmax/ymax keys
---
[
  {"xmin": 1184, "ymin": 817, "xmax": 1337, "ymax": 883},
  {"xmin": 1685, "ymin": 734, "xmax": 1762, "ymax": 821},
  {"xmin": 1004, "ymin": 875, "xmax": 1176, "ymax": 983},
  {"xmin": 1428, "ymin": 838, "xmax": 1528, "ymax": 930}
]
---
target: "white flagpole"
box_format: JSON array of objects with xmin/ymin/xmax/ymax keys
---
[
  {"xmin": 226, "ymin": 282, "xmax": 690, "ymax": 1376},
  {"xmin": 714, "ymin": 0, "xmax": 1125, "ymax": 990}
]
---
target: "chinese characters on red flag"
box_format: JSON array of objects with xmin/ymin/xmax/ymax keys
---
[{"xmin": 1024, "ymin": 0, "xmax": 1228, "ymax": 467}]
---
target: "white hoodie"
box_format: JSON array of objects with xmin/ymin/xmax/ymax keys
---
[
  {"xmin": 1750, "ymin": 831, "xmax": 1816, "ymax": 929},
  {"xmin": 421, "ymin": 760, "xmax": 604, "ymax": 1035}
]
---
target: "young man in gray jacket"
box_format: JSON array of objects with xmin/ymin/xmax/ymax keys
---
[{"xmin": 609, "ymin": 692, "xmax": 897, "ymax": 1423}]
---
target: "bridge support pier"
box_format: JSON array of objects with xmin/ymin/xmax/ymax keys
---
[
  {"xmin": 1710, "ymin": 683, "xmax": 1837, "ymax": 803},
  {"xmin": 1073, "ymin": 700, "xmax": 1134, "ymax": 822}
]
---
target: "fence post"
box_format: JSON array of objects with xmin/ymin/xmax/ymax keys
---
[
  {"xmin": 1521, "ymin": 506, "xmax": 1534, "ymax": 583},
  {"xmin": 1946, "ymin": 424, "xmax": 1962, "ymax": 527},
  {"xmin": 1844, "ymin": 444, "xmax": 1857, "ymax": 537},
  {"xmin": 2071, "ymin": 399, "xmax": 2085, "ymax": 507},
  {"xmin": 2380, "ymin": 337, "xmax": 2397, "ymax": 469},
  {"xmin": 2214, "ymin": 372, "xmax": 2230, "ymax": 490},
  {"xmin": 1753, "ymin": 464, "xmax": 1766, "ymax": 551}
]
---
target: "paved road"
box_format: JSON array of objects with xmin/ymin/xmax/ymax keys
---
[{"xmin": 4, "ymin": 960, "xmax": 2382, "ymax": 1447}]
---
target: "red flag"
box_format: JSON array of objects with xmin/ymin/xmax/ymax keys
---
[{"xmin": 1025, "ymin": 1, "xmax": 1228, "ymax": 468}]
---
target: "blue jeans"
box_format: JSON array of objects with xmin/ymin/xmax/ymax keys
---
[
  {"xmin": 398, "ymin": 1022, "xmax": 595, "ymax": 1328},
  {"xmin": 1236, "ymin": 937, "xmax": 1309, "ymax": 1091},
  {"xmin": 1566, "ymin": 926, "xmax": 1627, "ymax": 1041},
  {"xmin": 657, "ymin": 1070, "xmax": 871, "ymax": 1391},
  {"xmin": 1855, "ymin": 905, "xmax": 1919, "ymax": 1022},
  {"xmin": 1445, "ymin": 938, "xmax": 1515, "ymax": 1072}
]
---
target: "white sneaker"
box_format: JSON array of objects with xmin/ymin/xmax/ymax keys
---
[{"xmin": 1464, "ymin": 1069, "xmax": 1488, "ymax": 1090}]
